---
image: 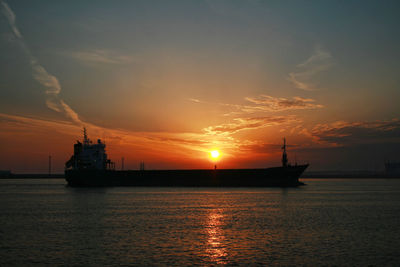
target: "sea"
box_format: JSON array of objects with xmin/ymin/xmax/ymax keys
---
[{"xmin": 1, "ymin": 178, "xmax": 399, "ymax": 266}]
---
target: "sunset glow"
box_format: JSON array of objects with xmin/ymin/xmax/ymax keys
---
[
  {"xmin": 210, "ymin": 150, "xmax": 220, "ymax": 160},
  {"xmin": 1, "ymin": 2, "xmax": 400, "ymax": 267},
  {"xmin": 0, "ymin": 1, "xmax": 399, "ymax": 173}
]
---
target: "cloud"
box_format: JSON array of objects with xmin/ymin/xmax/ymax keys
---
[
  {"xmin": 188, "ymin": 98, "xmax": 201, "ymax": 103},
  {"xmin": 189, "ymin": 95, "xmax": 323, "ymax": 116},
  {"xmin": 0, "ymin": 112, "xmax": 298, "ymax": 159},
  {"xmin": 288, "ymin": 46, "xmax": 332, "ymax": 91},
  {"xmin": 0, "ymin": 112, "xmax": 237, "ymax": 157},
  {"xmin": 239, "ymin": 142, "xmax": 283, "ymax": 153},
  {"xmin": 2, "ymin": 113, "xmax": 271, "ymax": 171},
  {"xmin": 1, "ymin": 112, "xmax": 271, "ymax": 171},
  {"xmin": 0, "ymin": 1, "xmax": 21, "ymax": 38},
  {"xmin": 67, "ymin": 49, "xmax": 133, "ymax": 65},
  {"xmin": 0, "ymin": 1, "xmax": 82, "ymax": 125},
  {"xmin": 59, "ymin": 100, "xmax": 81, "ymax": 123},
  {"xmin": 244, "ymin": 95, "xmax": 323, "ymax": 111},
  {"xmin": 310, "ymin": 119, "xmax": 400, "ymax": 146},
  {"xmin": 204, "ymin": 116, "xmax": 299, "ymax": 135},
  {"xmin": 31, "ymin": 60, "xmax": 61, "ymax": 96}
]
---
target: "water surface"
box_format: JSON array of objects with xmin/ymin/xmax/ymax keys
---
[{"xmin": 1, "ymin": 178, "xmax": 399, "ymax": 266}]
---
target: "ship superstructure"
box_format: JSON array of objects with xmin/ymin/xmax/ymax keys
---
[{"xmin": 65, "ymin": 128, "xmax": 115, "ymax": 171}]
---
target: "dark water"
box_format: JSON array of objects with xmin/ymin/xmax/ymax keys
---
[{"xmin": 1, "ymin": 179, "xmax": 400, "ymax": 266}]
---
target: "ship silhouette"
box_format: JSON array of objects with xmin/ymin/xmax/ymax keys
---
[{"xmin": 65, "ymin": 129, "xmax": 308, "ymax": 187}]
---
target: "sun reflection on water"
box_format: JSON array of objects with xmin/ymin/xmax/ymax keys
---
[{"xmin": 205, "ymin": 208, "xmax": 227, "ymax": 264}]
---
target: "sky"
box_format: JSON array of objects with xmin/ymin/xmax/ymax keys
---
[{"xmin": 0, "ymin": 0, "xmax": 399, "ymax": 173}]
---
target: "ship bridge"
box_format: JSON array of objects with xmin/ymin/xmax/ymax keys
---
[{"xmin": 65, "ymin": 128, "xmax": 114, "ymax": 170}]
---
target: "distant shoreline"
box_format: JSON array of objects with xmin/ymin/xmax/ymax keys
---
[
  {"xmin": 303, "ymin": 171, "xmax": 400, "ymax": 179},
  {"xmin": 302, "ymin": 175, "xmax": 400, "ymax": 179},
  {"xmin": 0, "ymin": 174, "xmax": 64, "ymax": 179},
  {"xmin": 1, "ymin": 172, "xmax": 399, "ymax": 179}
]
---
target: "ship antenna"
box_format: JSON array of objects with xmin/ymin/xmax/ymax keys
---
[
  {"xmin": 282, "ymin": 137, "xmax": 288, "ymax": 167},
  {"xmin": 83, "ymin": 127, "xmax": 89, "ymax": 144}
]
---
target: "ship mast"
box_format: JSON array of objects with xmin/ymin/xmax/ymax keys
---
[
  {"xmin": 83, "ymin": 127, "xmax": 90, "ymax": 145},
  {"xmin": 282, "ymin": 137, "xmax": 288, "ymax": 167}
]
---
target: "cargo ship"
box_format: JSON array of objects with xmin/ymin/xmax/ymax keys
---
[{"xmin": 65, "ymin": 129, "xmax": 308, "ymax": 187}]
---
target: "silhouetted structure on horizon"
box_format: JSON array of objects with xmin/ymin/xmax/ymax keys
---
[
  {"xmin": 385, "ymin": 161, "xmax": 400, "ymax": 176},
  {"xmin": 65, "ymin": 130, "xmax": 309, "ymax": 187}
]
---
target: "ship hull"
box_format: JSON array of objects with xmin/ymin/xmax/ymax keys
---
[{"xmin": 65, "ymin": 165, "xmax": 308, "ymax": 187}]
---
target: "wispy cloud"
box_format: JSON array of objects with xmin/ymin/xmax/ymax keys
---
[
  {"xmin": 67, "ymin": 49, "xmax": 134, "ymax": 65},
  {"xmin": 239, "ymin": 141, "xmax": 300, "ymax": 154},
  {"xmin": 288, "ymin": 46, "xmax": 332, "ymax": 91},
  {"xmin": 0, "ymin": 1, "xmax": 21, "ymax": 38},
  {"xmin": 189, "ymin": 94, "xmax": 323, "ymax": 116},
  {"xmin": 0, "ymin": 112, "xmax": 234, "ymax": 155},
  {"xmin": 244, "ymin": 95, "xmax": 323, "ymax": 111},
  {"xmin": 188, "ymin": 98, "xmax": 201, "ymax": 103},
  {"xmin": 0, "ymin": 112, "xmax": 300, "ymax": 159},
  {"xmin": 0, "ymin": 1, "xmax": 82, "ymax": 124},
  {"xmin": 204, "ymin": 116, "xmax": 299, "ymax": 135}
]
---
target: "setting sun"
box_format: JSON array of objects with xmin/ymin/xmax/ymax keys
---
[{"xmin": 210, "ymin": 150, "xmax": 220, "ymax": 159}]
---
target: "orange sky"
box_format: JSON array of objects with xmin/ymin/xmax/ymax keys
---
[
  {"xmin": 0, "ymin": 113, "xmax": 288, "ymax": 172},
  {"xmin": 1, "ymin": 1, "xmax": 400, "ymax": 173}
]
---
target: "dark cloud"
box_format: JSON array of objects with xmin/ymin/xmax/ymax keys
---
[
  {"xmin": 190, "ymin": 95, "xmax": 323, "ymax": 116},
  {"xmin": 296, "ymin": 142, "xmax": 400, "ymax": 171},
  {"xmin": 244, "ymin": 95, "xmax": 323, "ymax": 112},
  {"xmin": 204, "ymin": 116, "xmax": 299, "ymax": 135},
  {"xmin": 310, "ymin": 119, "xmax": 400, "ymax": 145}
]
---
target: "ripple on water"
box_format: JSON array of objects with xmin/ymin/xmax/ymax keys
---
[{"xmin": 0, "ymin": 179, "xmax": 400, "ymax": 266}]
